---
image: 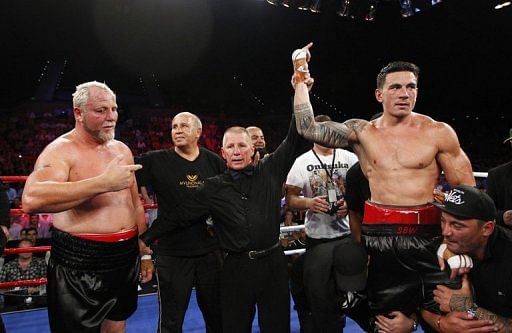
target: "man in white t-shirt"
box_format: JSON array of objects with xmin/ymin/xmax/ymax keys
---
[{"xmin": 286, "ymin": 115, "xmax": 358, "ymax": 332}]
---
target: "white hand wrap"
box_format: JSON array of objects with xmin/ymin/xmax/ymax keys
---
[
  {"xmin": 447, "ymin": 254, "xmax": 473, "ymax": 270},
  {"xmin": 437, "ymin": 244, "xmax": 473, "ymax": 269},
  {"xmin": 141, "ymin": 255, "xmax": 152, "ymax": 260},
  {"xmin": 436, "ymin": 243, "xmax": 448, "ymax": 258}
]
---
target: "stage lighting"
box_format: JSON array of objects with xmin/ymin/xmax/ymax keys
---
[
  {"xmin": 310, "ymin": 0, "xmax": 321, "ymax": 13},
  {"xmin": 399, "ymin": 0, "xmax": 414, "ymax": 17},
  {"xmin": 365, "ymin": 0, "xmax": 378, "ymax": 21},
  {"xmin": 495, "ymin": 1, "xmax": 511, "ymax": 9},
  {"xmin": 264, "ymin": 0, "xmax": 444, "ymax": 20},
  {"xmin": 297, "ymin": 0, "xmax": 311, "ymax": 10},
  {"xmin": 282, "ymin": 0, "xmax": 292, "ymax": 7},
  {"xmin": 266, "ymin": 0, "xmax": 281, "ymax": 5},
  {"xmin": 337, "ymin": 0, "xmax": 352, "ymax": 17}
]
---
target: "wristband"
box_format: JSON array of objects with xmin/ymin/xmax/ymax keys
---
[
  {"xmin": 141, "ymin": 255, "xmax": 152, "ymax": 260},
  {"xmin": 466, "ymin": 303, "xmax": 478, "ymax": 319}
]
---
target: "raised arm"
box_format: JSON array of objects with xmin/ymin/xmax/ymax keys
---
[
  {"xmin": 291, "ymin": 44, "xmax": 368, "ymax": 148},
  {"xmin": 22, "ymin": 140, "xmax": 142, "ymax": 213},
  {"xmin": 435, "ymin": 123, "xmax": 475, "ymax": 187}
]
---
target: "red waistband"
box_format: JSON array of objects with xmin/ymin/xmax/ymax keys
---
[
  {"xmin": 73, "ymin": 226, "xmax": 138, "ymax": 242},
  {"xmin": 362, "ymin": 201, "xmax": 440, "ymax": 225}
]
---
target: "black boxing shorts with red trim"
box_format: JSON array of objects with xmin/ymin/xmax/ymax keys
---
[
  {"xmin": 361, "ymin": 201, "xmax": 460, "ymax": 317},
  {"xmin": 47, "ymin": 228, "xmax": 140, "ymax": 333}
]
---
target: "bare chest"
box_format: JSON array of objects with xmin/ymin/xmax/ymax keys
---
[
  {"xmin": 68, "ymin": 148, "xmax": 120, "ymax": 181},
  {"xmin": 362, "ymin": 131, "xmax": 438, "ymax": 171}
]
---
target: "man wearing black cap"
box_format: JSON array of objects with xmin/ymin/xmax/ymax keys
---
[
  {"xmin": 486, "ymin": 128, "xmax": 512, "ymax": 230},
  {"xmin": 421, "ymin": 185, "xmax": 512, "ymax": 332}
]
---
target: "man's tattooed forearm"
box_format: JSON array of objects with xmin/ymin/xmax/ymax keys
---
[
  {"xmin": 475, "ymin": 308, "xmax": 512, "ymax": 333},
  {"xmin": 449, "ymin": 294, "xmax": 472, "ymax": 312},
  {"xmin": 294, "ymin": 103, "xmax": 315, "ymax": 135}
]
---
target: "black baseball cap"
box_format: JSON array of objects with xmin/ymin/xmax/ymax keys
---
[
  {"xmin": 333, "ymin": 237, "xmax": 367, "ymax": 292},
  {"xmin": 432, "ymin": 185, "xmax": 496, "ymax": 222}
]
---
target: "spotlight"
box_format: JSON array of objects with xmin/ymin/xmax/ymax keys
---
[
  {"xmin": 282, "ymin": 0, "xmax": 292, "ymax": 7},
  {"xmin": 297, "ymin": 0, "xmax": 311, "ymax": 10},
  {"xmin": 365, "ymin": 0, "xmax": 378, "ymax": 21},
  {"xmin": 495, "ymin": 1, "xmax": 511, "ymax": 9},
  {"xmin": 266, "ymin": 0, "xmax": 281, "ymax": 5},
  {"xmin": 399, "ymin": 0, "xmax": 414, "ymax": 17},
  {"xmin": 310, "ymin": 0, "xmax": 321, "ymax": 12},
  {"xmin": 337, "ymin": 0, "xmax": 352, "ymax": 17}
]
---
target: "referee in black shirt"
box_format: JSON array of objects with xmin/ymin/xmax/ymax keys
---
[{"xmin": 141, "ymin": 116, "xmax": 304, "ymax": 333}]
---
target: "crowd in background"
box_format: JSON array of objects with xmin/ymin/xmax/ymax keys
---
[{"xmin": 0, "ymin": 100, "xmax": 509, "ymax": 313}]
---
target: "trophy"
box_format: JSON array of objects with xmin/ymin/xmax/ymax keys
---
[{"xmin": 291, "ymin": 48, "xmax": 310, "ymax": 82}]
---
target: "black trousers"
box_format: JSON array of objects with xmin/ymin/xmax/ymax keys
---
[
  {"xmin": 290, "ymin": 254, "xmax": 319, "ymax": 333},
  {"xmin": 303, "ymin": 239, "xmax": 346, "ymax": 333},
  {"xmin": 221, "ymin": 250, "xmax": 290, "ymax": 333},
  {"xmin": 364, "ymin": 233, "xmax": 460, "ymax": 316},
  {"xmin": 155, "ymin": 251, "xmax": 223, "ymax": 333}
]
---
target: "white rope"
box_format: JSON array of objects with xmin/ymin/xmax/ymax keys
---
[
  {"xmin": 284, "ymin": 248, "xmax": 305, "ymax": 256},
  {"xmin": 280, "ymin": 225, "xmax": 305, "ymax": 232}
]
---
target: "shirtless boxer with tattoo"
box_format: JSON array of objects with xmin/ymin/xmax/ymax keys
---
[{"xmin": 291, "ymin": 43, "xmax": 475, "ymax": 332}]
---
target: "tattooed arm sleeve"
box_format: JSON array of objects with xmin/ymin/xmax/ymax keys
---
[
  {"xmin": 450, "ymin": 294, "xmax": 512, "ymax": 333},
  {"xmin": 293, "ymin": 82, "xmax": 369, "ymax": 147}
]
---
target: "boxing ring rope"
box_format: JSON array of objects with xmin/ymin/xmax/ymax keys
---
[{"xmin": 0, "ymin": 171, "xmax": 490, "ymax": 289}]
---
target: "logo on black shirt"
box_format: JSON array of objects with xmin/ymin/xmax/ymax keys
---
[{"xmin": 180, "ymin": 174, "xmax": 203, "ymax": 188}]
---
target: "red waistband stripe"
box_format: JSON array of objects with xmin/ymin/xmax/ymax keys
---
[
  {"xmin": 362, "ymin": 201, "xmax": 441, "ymax": 225},
  {"xmin": 73, "ymin": 226, "xmax": 138, "ymax": 242}
]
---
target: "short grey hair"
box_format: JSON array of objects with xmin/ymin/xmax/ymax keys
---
[
  {"xmin": 72, "ymin": 81, "xmax": 116, "ymax": 109},
  {"xmin": 174, "ymin": 112, "xmax": 202, "ymax": 129},
  {"xmin": 222, "ymin": 126, "xmax": 251, "ymax": 147}
]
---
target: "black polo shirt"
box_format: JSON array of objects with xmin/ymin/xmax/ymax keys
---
[
  {"xmin": 470, "ymin": 225, "xmax": 512, "ymax": 317},
  {"xmin": 141, "ymin": 116, "xmax": 304, "ymax": 252}
]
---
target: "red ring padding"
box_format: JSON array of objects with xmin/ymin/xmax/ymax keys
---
[
  {"xmin": 0, "ymin": 278, "xmax": 47, "ymax": 289},
  {"xmin": 0, "ymin": 176, "xmax": 28, "ymax": 182},
  {"xmin": 3, "ymin": 246, "xmax": 51, "ymax": 255}
]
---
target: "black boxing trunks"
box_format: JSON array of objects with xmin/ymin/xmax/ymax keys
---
[
  {"xmin": 361, "ymin": 202, "xmax": 460, "ymax": 317},
  {"xmin": 47, "ymin": 227, "xmax": 140, "ymax": 333}
]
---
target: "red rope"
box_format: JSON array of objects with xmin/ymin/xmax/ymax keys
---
[
  {"xmin": 0, "ymin": 176, "xmax": 28, "ymax": 182},
  {"xmin": 0, "ymin": 278, "xmax": 47, "ymax": 289},
  {"xmin": 3, "ymin": 246, "xmax": 51, "ymax": 255}
]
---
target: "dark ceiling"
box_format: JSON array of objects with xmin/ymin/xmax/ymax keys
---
[{"xmin": 4, "ymin": 0, "xmax": 512, "ymax": 121}]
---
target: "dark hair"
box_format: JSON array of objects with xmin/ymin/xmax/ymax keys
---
[
  {"xmin": 18, "ymin": 238, "xmax": 34, "ymax": 247},
  {"xmin": 25, "ymin": 227, "xmax": 37, "ymax": 234},
  {"xmin": 376, "ymin": 61, "xmax": 420, "ymax": 89},
  {"xmin": 315, "ymin": 114, "xmax": 331, "ymax": 122}
]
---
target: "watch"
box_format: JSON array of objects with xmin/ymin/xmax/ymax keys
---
[
  {"xmin": 411, "ymin": 319, "xmax": 418, "ymax": 332},
  {"xmin": 466, "ymin": 303, "xmax": 479, "ymax": 319}
]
